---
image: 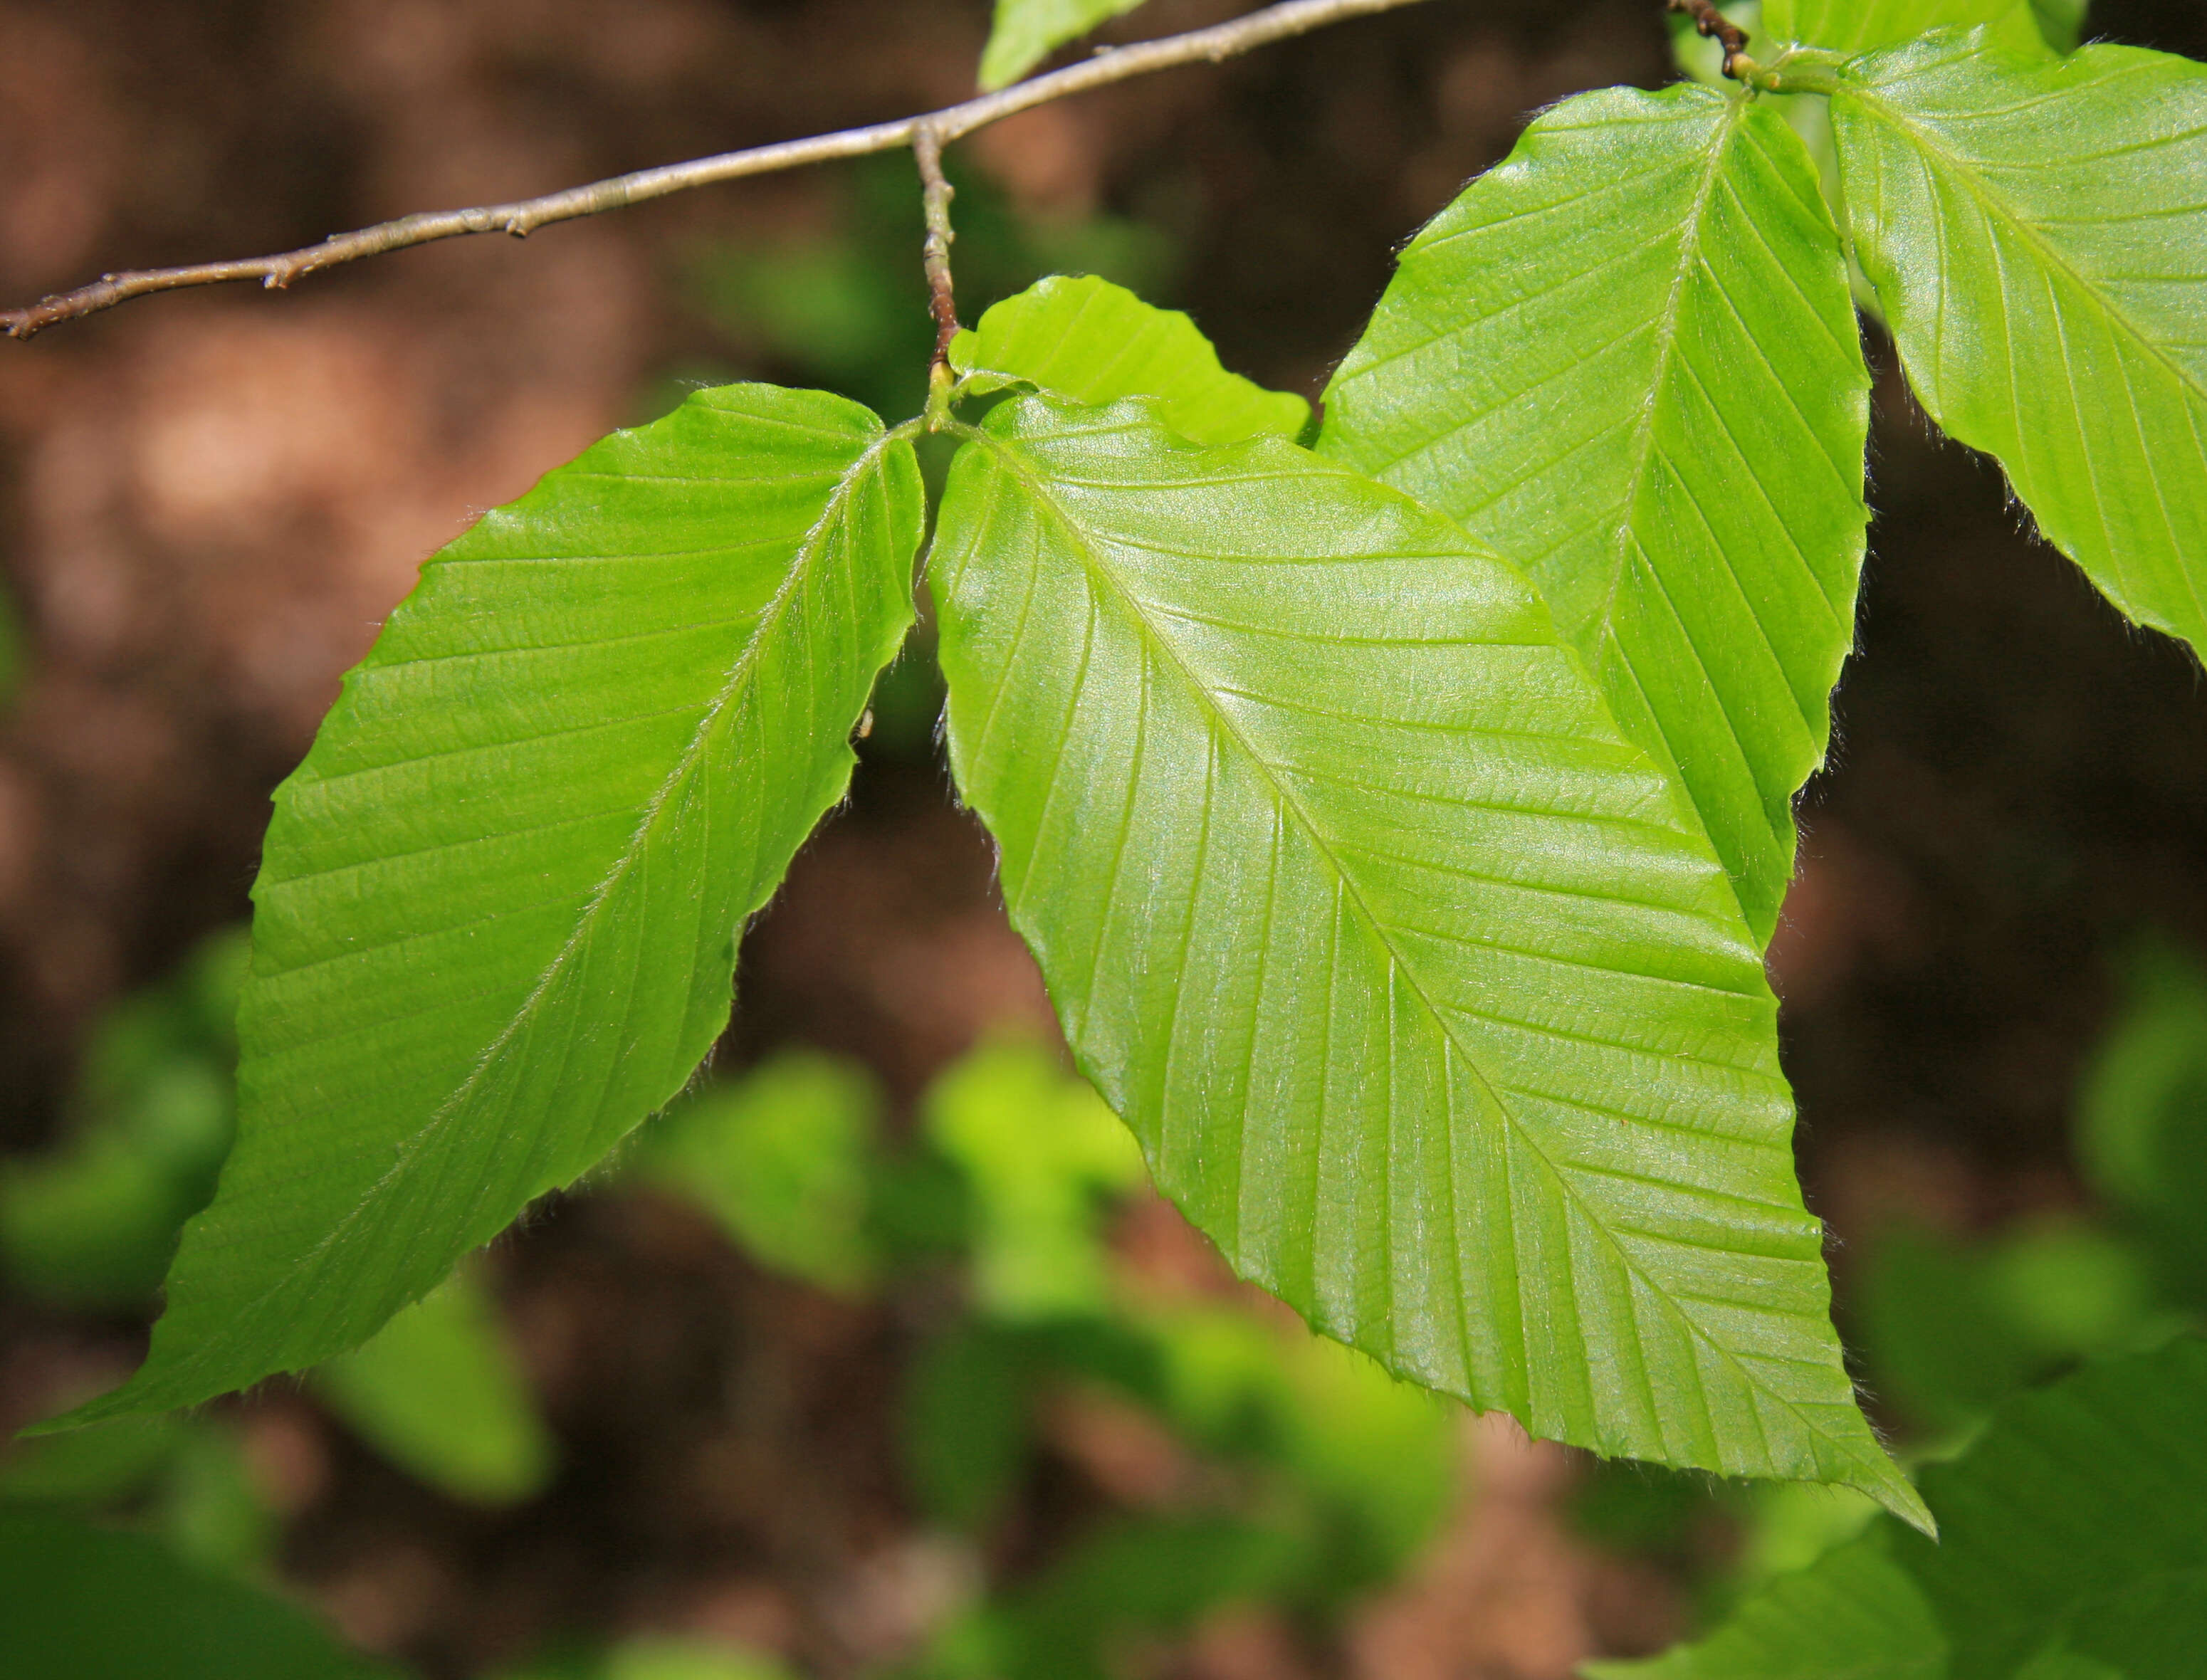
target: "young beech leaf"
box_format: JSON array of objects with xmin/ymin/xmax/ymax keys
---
[
  {"xmin": 47, "ymin": 384, "xmax": 922, "ymax": 1428},
  {"xmin": 931, "ymin": 392, "xmax": 1926, "ymax": 1523},
  {"xmin": 1322, "ymin": 86, "xmax": 1867, "ymax": 945},
  {"xmin": 1762, "ymin": 0, "xmax": 2055, "ymax": 58},
  {"xmin": 1594, "ymin": 1336, "xmax": 2207, "ymax": 1680},
  {"xmin": 1833, "ymin": 37, "xmax": 2207, "ymax": 662},
  {"xmin": 948, "ymin": 274, "xmax": 1309, "ymax": 447},
  {"xmin": 978, "ymin": 0, "xmax": 1151, "ymax": 92}
]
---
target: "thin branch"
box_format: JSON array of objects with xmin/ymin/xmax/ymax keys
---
[
  {"xmin": 3, "ymin": 0, "xmax": 1438, "ymax": 340},
  {"xmin": 913, "ymin": 125, "xmax": 960, "ymax": 369},
  {"xmin": 1667, "ymin": 0, "xmax": 1751, "ymax": 79}
]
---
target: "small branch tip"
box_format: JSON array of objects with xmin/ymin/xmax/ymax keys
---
[{"xmin": 1667, "ymin": 0, "xmax": 1752, "ymax": 80}]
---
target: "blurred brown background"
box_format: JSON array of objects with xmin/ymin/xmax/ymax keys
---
[{"xmin": 4, "ymin": 1, "xmax": 2207, "ymax": 1675}]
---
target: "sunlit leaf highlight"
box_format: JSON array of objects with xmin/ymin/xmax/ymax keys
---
[
  {"xmin": 1322, "ymin": 85, "xmax": 1870, "ymax": 945},
  {"xmin": 932, "ymin": 392, "xmax": 1923, "ymax": 1521}
]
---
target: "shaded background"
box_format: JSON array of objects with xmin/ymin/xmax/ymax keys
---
[{"xmin": 4, "ymin": 1, "xmax": 2207, "ymax": 1675}]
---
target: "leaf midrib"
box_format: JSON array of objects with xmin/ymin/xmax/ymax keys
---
[
  {"xmin": 147, "ymin": 427, "xmax": 897, "ymax": 1402},
  {"xmin": 1584, "ymin": 94, "xmax": 1743, "ymax": 673},
  {"xmin": 970, "ymin": 419, "xmax": 1877, "ymax": 1486}
]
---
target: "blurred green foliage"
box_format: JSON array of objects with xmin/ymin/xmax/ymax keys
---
[
  {"xmin": 638, "ymin": 1034, "xmax": 1454, "ymax": 1679},
  {"xmin": 2, "ymin": 928, "xmax": 555, "ymax": 1513},
  {"xmin": 0, "ymin": 785, "xmax": 1451, "ymax": 1676},
  {"xmin": 496, "ymin": 1635, "xmax": 800, "ymax": 1680},
  {"xmin": 1, "ymin": 930, "xmax": 246, "ymax": 1308},
  {"xmin": 636, "ymin": 1051, "xmax": 885, "ymax": 1296},
  {"xmin": 1853, "ymin": 937, "xmax": 2207, "ymax": 1441},
  {"xmin": 1, "ymin": 1411, "xmax": 271, "ymax": 1577},
  {"xmin": 1593, "ymin": 1336, "xmax": 2207, "ymax": 1679},
  {"xmin": 0, "ymin": 1507, "xmax": 395, "ymax": 1679},
  {"xmin": 315, "ymin": 1266, "xmax": 556, "ymax": 1506},
  {"xmin": 1573, "ymin": 932, "xmax": 2207, "ymax": 1666},
  {"xmin": 923, "ymin": 1038, "xmax": 1146, "ymax": 1319}
]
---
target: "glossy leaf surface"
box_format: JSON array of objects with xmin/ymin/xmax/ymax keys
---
[
  {"xmin": 1833, "ymin": 38, "xmax": 2207, "ymax": 659},
  {"xmin": 1322, "ymin": 86, "xmax": 1867, "ymax": 943},
  {"xmin": 933, "ymin": 393, "xmax": 1921, "ymax": 1518},
  {"xmin": 1763, "ymin": 0, "xmax": 2052, "ymax": 56},
  {"xmin": 61, "ymin": 384, "xmax": 921, "ymax": 1425},
  {"xmin": 979, "ymin": 0, "xmax": 1150, "ymax": 90},
  {"xmin": 949, "ymin": 275, "xmax": 1309, "ymax": 446}
]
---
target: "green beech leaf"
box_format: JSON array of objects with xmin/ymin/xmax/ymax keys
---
[
  {"xmin": 0, "ymin": 1509, "xmax": 400, "ymax": 1678},
  {"xmin": 931, "ymin": 392, "xmax": 1924, "ymax": 1522},
  {"xmin": 1321, "ymin": 86, "xmax": 1867, "ymax": 944},
  {"xmin": 1582, "ymin": 1530, "xmax": 1946, "ymax": 1679},
  {"xmin": 51, "ymin": 384, "xmax": 921, "ymax": 1428},
  {"xmin": 1598, "ymin": 1338, "xmax": 2207, "ymax": 1680},
  {"xmin": 314, "ymin": 1267, "xmax": 555, "ymax": 1506},
  {"xmin": 1763, "ymin": 0, "xmax": 2054, "ymax": 56},
  {"xmin": 1896, "ymin": 1336, "xmax": 2207, "ymax": 1680},
  {"xmin": 948, "ymin": 275, "xmax": 1309, "ymax": 446},
  {"xmin": 2012, "ymin": 1570, "xmax": 2207, "ymax": 1680},
  {"xmin": 979, "ymin": 0, "xmax": 1150, "ymax": 91},
  {"xmin": 1832, "ymin": 37, "xmax": 2207, "ymax": 660}
]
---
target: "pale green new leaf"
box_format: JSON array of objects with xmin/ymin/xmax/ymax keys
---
[
  {"xmin": 1762, "ymin": 0, "xmax": 2053, "ymax": 57},
  {"xmin": 1581, "ymin": 1530, "xmax": 1945, "ymax": 1679},
  {"xmin": 1321, "ymin": 87, "xmax": 1867, "ymax": 943},
  {"xmin": 56, "ymin": 384, "xmax": 922, "ymax": 1427},
  {"xmin": 949, "ymin": 275, "xmax": 1309, "ymax": 447},
  {"xmin": 1832, "ymin": 37, "xmax": 2207, "ymax": 659},
  {"xmin": 979, "ymin": 0, "xmax": 1150, "ymax": 91},
  {"xmin": 933, "ymin": 393, "xmax": 1924, "ymax": 1521}
]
